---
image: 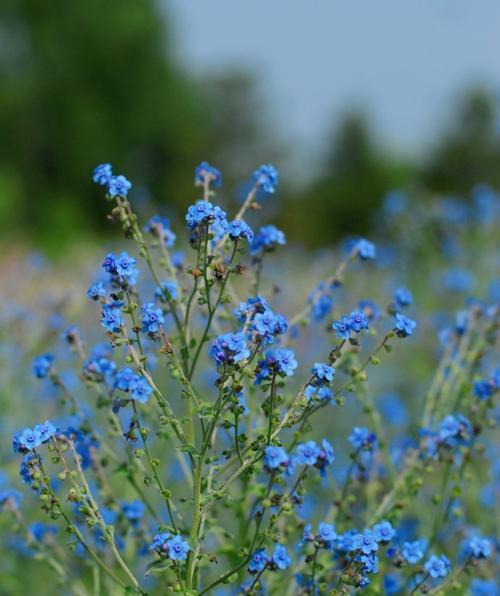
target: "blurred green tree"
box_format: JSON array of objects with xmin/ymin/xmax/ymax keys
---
[
  {"xmin": 422, "ymin": 88, "xmax": 500, "ymax": 192},
  {"xmin": 0, "ymin": 0, "xmax": 212, "ymax": 248},
  {"xmin": 284, "ymin": 112, "xmax": 413, "ymax": 246}
]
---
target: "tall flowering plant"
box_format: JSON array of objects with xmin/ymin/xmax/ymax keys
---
[{"xmin": 1, "ymin": 161, "xmax": 498, "ymax": 595}]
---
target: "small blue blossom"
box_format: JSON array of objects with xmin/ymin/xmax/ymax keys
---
[
  {"xmin": 438, "ymin": 414, "xmax": 473, "ymax": 447},
  {"xmin": 424, "ymin": 554, "xmax": 451, "ymax": 578},
  {"xmin": 252, "ymin": 309, "xmax": 288, "ymax": 345},
  {"xmin": 17, "ymin": 428, "xmax": 43, "ymax": 451},
  {"xmin": 333, "ymin": 316, "xmax": 352, "ymax": 340},
  {"xmin": 470, "ymin": 578, "xmax": 498, "ymax": 596},
  {"xmin": 87, "ymin": 281, "xmax": 106, "ymax": 301},
  {"xmin": 129, "ymin": 376, "xmax": 152, "ymax": 404},
  {"xmin": 227, "ymin": 219, "xmax": 254, "ymax": 243},
  {"xmin": 0, "ymin": 489, "xmax": 22, "ymax": 510},
  {"xmin": 467, "ymin": 536, "xmax": 492, "ymax": 559},
  {"xmin": 349, "ymin": 427, "xmax": 377, "ymax": 452},
  {"xmin": 311, "ymin": 362, "xmax": 335, "ymax": 385},
  {"xmin": 101, "ymin": 302, "xmax": 124, "ymax": 334},
  {"xmin": 210, "ymin": 332, "xmax": 250, "ymax": 367},
  {"xmin": 355, "ymin": 238, "xmax": 376, "ymax": 260},
  {"xmin": 256, "ymin": 349, "xmax": 298, "ymax": 380},
  {"xmin": 155, "ymin": 280, "xmax": 179, "ymax": 302},
  {"xmin": 93, "ymin": 163, "xmax": 113, "ymax": 186},
  {"xmin": 121, "ymin": 500, "xmax": 145, "ymax": 525},
  {"xmin": 271, "ymin": 544, "xmax": 291, "ymax": 570},
  {"xmin": 296, "ymin": 441, "xmax": 321, "ymax": 466},
  {"xmin": 167, "ymin": 535, "xmax": 191, "ymax": 561},
  {"xmin": 32, "ymin": 354, "xmax": 55, "ymax": 379},
  {"xmin": 373, "ymin": 521, "xmax": 395, "ymax": 543},
  {"xmin": 102, "ymin": 252, "xmax": 138, "ymax": 286},
  {"xmin": 263, "ymin": 445, "xmax": 289, "ymax": 470},
  {"xmin": 317, "ymin": 522, "xmax": 337, "ymax": 545},
  {"xmin": 185, "ymin": 200, "xmax": 228, "ymax": 230},
  {"xmin": 115, "ymin": 367, "xmax": 136, "ymax": 392},
  {"xmin": 194, "ymin": 161, "xmax": 222, "ymax": 188},
  {"xmin": 394, "ymin": 313, "xmax": 416, "ymax": 337},
  {"xmin": 108, "ymin": 174, "xmax": 132, "ymax": 197},
  {"xmin": 394, "ymin": 287, "xmax": 413, "ymax": 308},
  {"xmin": 144, "ymin": 215, "xmax": 176, "ymax": 247},
  {"xmin": 253, "ymin": 164, "xmax": 279, "ymax": 194},
  {"xmin": 473, "ymin": 379, "xmax": 495, "ymax": 400},
  {"xmin": 149, "ymin": 531, "xmax": 171, "ymax": 552},
  {"xmin": 140, "ymin": 302, "xmax": 165, "ymax": 336},
  {"xmin": 248, "ymin": 548, "xmax": 269, "ymax": 573},
  {"xmin": 250, "ymin": 224, "xmax": 286, "ymax": 255},
  {"xmin": 359, "ymin": 531, "xmax": 379, "ymax": 555},
  {"xmin": 402, "ymin": 540, "xmax": 425, "ymax": 564}
]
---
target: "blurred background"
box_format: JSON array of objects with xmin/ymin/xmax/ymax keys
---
[{"xmin": 0, "ymin": 0, "xmax": 500, "ymax": 251}]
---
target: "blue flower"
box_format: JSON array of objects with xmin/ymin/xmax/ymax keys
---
[
  {"xmin": 263, "ymin": 445, "xmax": 289, "ymax": 470},
  {"xmin": 87, "ymin": 281, "xmax": 106, "ymax": 301},
  {"xmin": 93, "ymin": 163, "xmax": 113, "ymax": 186},
  {"xmin": 121, "ymin": 500, "xmax": 145, "ymax": 525},
  {"xmin": 470, "ymin": 579, "xmax": 498, "ymax": 596},
  {"xmin": 337, "ymin": 530, "xmax": 362, "ymax": 552},
  {"xmin": 149, "ymin": 531, "xmax": 171, "ymax": 552},
  {"xmin": 253, "ymin": 164, "xmax": 279, "ymax": 194},
  {"xmin": 144, "ymin": 215, "xmax": 176, "ymax": 248},
  {"xmin": 129, "ymin": 376, "xmax": 152, "ymax": 404},
  {"xmin": 32, "ymin": 354, "xmax": 55, "ymax": 379},
  {"xmin": 349, "ymin": 310, "xmax": 369, "ymax": 333},
  {"xmin": 101, "ymin": 302, "xmax": 124, "ymax": 334},
  {"xmin": 271, "ymin": 544, "xmax": 291, "ymax": 570},
  {"xmin": 19, "ymin": 453, "xmax": 41, "ymax": 485},
  {"xmin": 467, "ymin": 536, "xmax": 492, "ymax": 559},
  {"xmin": 115, "ymin": 367, "xmax": 136, "ymax": 392},
  {"xmin": 438, "ymin": 414, "xmax": 472, "ymax": 447},
  {"xmin": 333, "ymin": 316, "xmax": 352, "ymax": 340},
  {"xmin": 296, "ymin": 441, "xmax": 321, "ymax": 466},
  {"xmin": 108, "ymin": 174, "xmax": 132, "ymax": 197},
  {"xmin": 185, "ymin": 200, "xmax": 228, "ymax": 230},
  {"xmin": 256, "ymin": 349, "xmax": 298, "ymax": 380},
  {"xmin": 194, "ymin": 161, "xmax": 222, "ymax": 188},
  {"xmin": 311, "ymin": 362, "xmax": 335, "ymax": 385},
  {"xmin": 17, "ymin": 428, "xmax": 43, "ymax": 451},
  {"xmin": 33, "ymin": 421, "xmax": 57, "ymax": 444},
  {"xmin": 155, "ymin": 280, "xmax": 179, "ymax": 302},
  {"xmin": 424, "ymin": 554, "xmax": 451, "ymax": 578},
  {"xmin": 359, "ymin": 531, "xmax": 378, "ymax": 555},
  {"xmin": 234, "ymin": 295, "xmax": 269, "ymax": 322},
  {"xmin": 358, "ymin": 552, "xmax": 379, "ymax": 573},
  {"xmin": 252, "ymin": 309, "xmax": 288, "ymax": 345},
  {"xmin": 355, "ymin": 238, "xmax": 376, "ymax": 260},
  {"xmin": 0, "ymin": 489, "xmax": 23, "ymax": 510},
  {"xmin": 102, "ymin": 252, "xmax": 138, "ymax": 286},
  {"xmin": 248, "ymin": 548, "xmax": 269, "ymax": 573},
  {"xmin": 317, "ymin": 522, "xmax": 337, "ymax": 544},
  {"xmin": 227, "ymin": 219, "xmax": 254, "ymax": 243},
  {"xmin": 473, "ymin": 379, "xmax": 495, "ymax": 400},
  {"xmin": 140, "ymin": 302, "xmax": 165, "ymax": 335},
  {"xmin": 348, "ymin": 427, "xmax": 377, "ymax": 452},
  {"xmin": 394, "ymin": 313, "xmax": 416, "ymax": 337},
  {"xmin": 250, "ymin": 224, "xmax": 286, "ymax": 254},
  {"xmin": 165, "ymin": 535, "xmax": 190, "ymax": 561},
  {"xmin": 373, "ymin": 521, "xmax": 395, "ymax": 543},
  {"xmin": 210, "ymin": 332, "xmax": 250, "ymax": 367},
  {"xmin": 401, "ymin": 540, "xmax": 425, "ymax": 564},
  {"xmin": 394, "ymin": 287, "xmax": 413, "ymax": 308}
]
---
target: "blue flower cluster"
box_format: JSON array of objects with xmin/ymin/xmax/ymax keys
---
[
  {"xmin": 332, "ymin": 310, "xmax": 369, "ymax": 340},
  {"xmin": 93, "ymin": 163, "xmax": 132, "ymax": 197},
  {"xmin": 149, "ymin": 532, "xmax": 191, "ymax": 561},
  {"xmin": 210, "ymin": 332, "xmax": 251, "ymax": 367},
  {"xmin": 13, "ymin": 421, "xmax": 57, "ymax": 453}
]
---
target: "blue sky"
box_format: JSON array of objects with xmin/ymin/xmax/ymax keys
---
[{"xmin": 166, "ymin": 0, "xmax": 500, "ymax": 161}]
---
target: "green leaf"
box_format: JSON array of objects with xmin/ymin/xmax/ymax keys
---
[{"xmin": 144, "ymin": 558, "xmax": 172, "ymax": 577}]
